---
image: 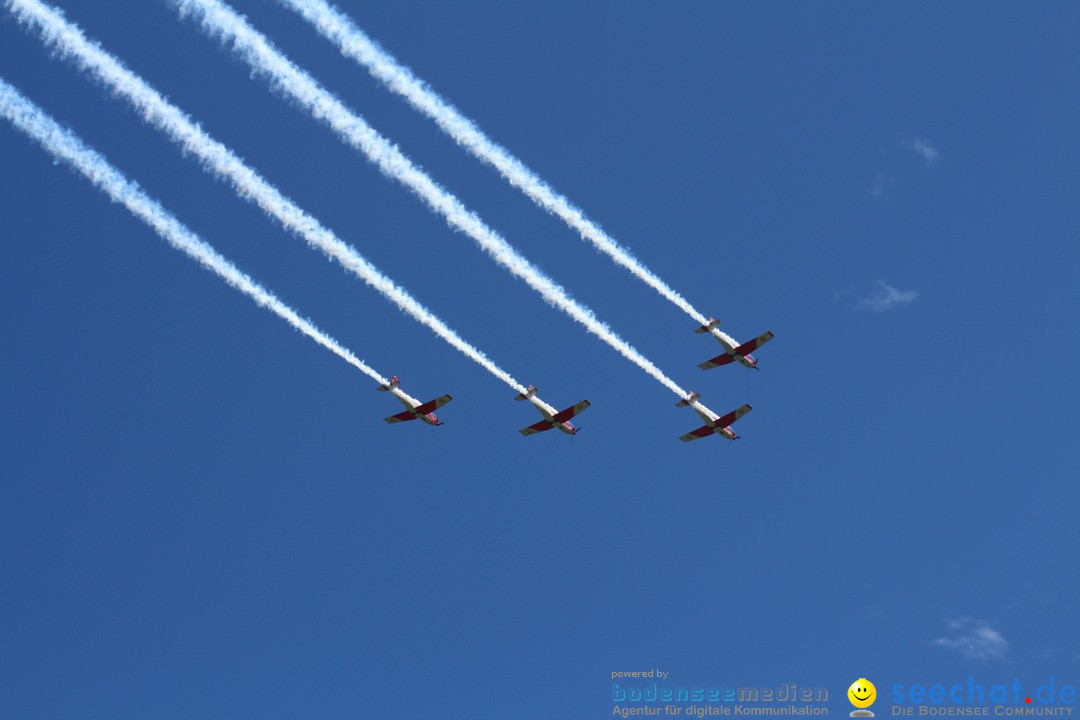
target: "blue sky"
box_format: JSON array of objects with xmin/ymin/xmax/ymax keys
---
[{"xmin": 1, "ymin": 2, "xmax": 1078, "ymax": 718}]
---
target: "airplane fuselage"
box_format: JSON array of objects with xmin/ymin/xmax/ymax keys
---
[
  {"xmin": 736, "ymin": 353, "xmax": 758, "ymax": 369},
  {"xmin": 551, "ymin": 418, "xmax": 579, "ymax": 435},
  {"xmin": 415, "ymin": 410, "xmax": 442, "ymax": 426}
]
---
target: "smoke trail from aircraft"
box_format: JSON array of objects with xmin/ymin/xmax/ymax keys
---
[
  {"xmin": 278, "ymin": 0, "xmax": 710, "ymax": 328},
  {"xmin": 5, "ymin": 0, "xmax": 527, "ymax": 397},
  {"xmin": 0, "ymin": 76, "xmax": 430, "ymax": 407},
  {"xmin": 172, "ymin": 0, "xmax": 691, "ymax": 400}
]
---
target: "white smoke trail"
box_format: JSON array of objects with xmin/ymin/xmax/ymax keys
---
[
  {"xmin": 279, "ymin": 0, "xmax": 710, "ymax": 328},
  {"xmin": 5, "ymin": 0, "xmax": 527, "ymax": 397},
  {"xmin": 528, "ymin": 396, "xmax": 557, "ymax": 419},
  {"xmin": 0, "ymin": 76, "xmax": 430, "ymax": 408},
  {"xmin": 172, "ymin": 0, "xmax": 692, "ymax": 401},
  {"xmin": 713, "ymin": 328, "xmax": 741, "ymax": 352}
]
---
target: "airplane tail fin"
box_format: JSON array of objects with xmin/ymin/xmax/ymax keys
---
[
  {"xmin": 513, "ymin": 385, "xmax": 538, "ymax": 401},
  {"xmin": 676, "ymin": 392, "xmax": 702, "ymax": 407},
  {"xmin": 694, "ymin": 317, "xmax": 721, "ymax": 334},
  {"xmin": 377, "ymin": 375, "xmax": 400, "ymax": 392}
]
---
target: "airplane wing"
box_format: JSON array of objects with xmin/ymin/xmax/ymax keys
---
[
  {"xmin": 695, "ymin": 318, "xmax": 721, "ymax": 334},
  {"xmin": 519, "ymin": 419, "xmax": 555, "ymax": 436},
  {"xmin": 680, "ymin": 425, "xmax": 716, "ymax": 442},
  {"xmin": 734, "ymin": 332, "xmax": 774, "ymax": 356},
  {"xmin": 550, "ymin": 400, "xmax": 591, "ymax": 424},
  {"xmin": 698, "ymin": 353, "xmax": 737, "ymax": 370},
  {"xmin": 714, "ymin": 404, "xmax": 753, "ymax": 428},
  {"xmin": 384, "ymin": 410, "xmax": 418, "ymax": 424},
  {"xmin": 412, "ymin": 394, "xmax": 453, "ymax": 415}
]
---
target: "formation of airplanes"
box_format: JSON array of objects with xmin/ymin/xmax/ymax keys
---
[{"xmin": 377, "ymin": 318, "xmax": 773, "ymax": 443}]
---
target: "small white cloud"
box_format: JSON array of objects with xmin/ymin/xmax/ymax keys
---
[
  {"xmin": 932, "ymin": 618, "xmax": 1009, "ymax": 662},
  {"xmin": 868, "ymin": 172, "xmax": 892, "ymax": 197},
  {"xmin": 909, "ymin": 137, "xmax": 939, "ymax": 165},
  {"xmin": 857, "ymin": 281, "xmax": 917, "ymax": 312}
]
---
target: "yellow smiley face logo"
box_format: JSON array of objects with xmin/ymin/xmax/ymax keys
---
[{"xmin": 848, "ymin": 679, "xmax": 876, "ymax": 709}]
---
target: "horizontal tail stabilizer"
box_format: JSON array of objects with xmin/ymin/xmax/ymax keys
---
[
  {"xmin": 376, "ymin": 375, "xmax": 401, "ymax": 392},
  {"xmin": 676, "ymin": 392, "xmax": 702, "ymax": 407},
  {"xmin": 513, "ymin": 385, "xmax": 538, "ymax": 402},
  {"xmin": 695, "ymin": 318, "xmax": 721, "ymax": 334}
]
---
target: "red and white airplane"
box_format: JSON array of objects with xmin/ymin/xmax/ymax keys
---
[
  {"xmin": 695, "ymin": 318, "xmax": 774, "ymax": 370},
  {"xmin": 514, "ymin": 385, "xmax": 590, "ymax": 436},
  {"xmin": 377, "ymin": 376, "xmax": 452, "ymax": 426},
  {"xmin": 676, "ymin": 392, "xmax": 753, "ymax": 442}
]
